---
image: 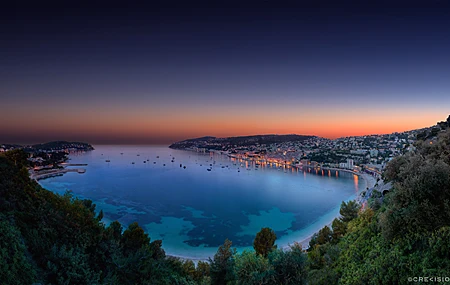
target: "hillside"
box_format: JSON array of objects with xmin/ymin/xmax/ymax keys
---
[
  {"xmin": 29, "ymin": 141, "xmax": 95, "ymax": 151},
  {"xmin": 1, "ymin": 121, "xmax": 450, "ymax": 284},
  {"xmin": 169, "ymin": 134, "xmax": 315, "ymax": 150}
]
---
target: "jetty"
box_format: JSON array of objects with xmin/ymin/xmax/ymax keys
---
[{"xmin": 30, "ymin": 166, "xmax": 87, "ymax": 181}]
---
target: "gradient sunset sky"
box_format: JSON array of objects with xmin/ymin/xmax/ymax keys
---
[{"xmin": 1, "ymin": 1, "xmax": 450, "ymax": 144}]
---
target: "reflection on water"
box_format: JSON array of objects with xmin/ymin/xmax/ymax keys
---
[{"xmin": 39, "ymin": 145, "xmax": 364, "ymax": 258}]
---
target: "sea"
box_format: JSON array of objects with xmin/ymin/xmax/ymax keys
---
[{"xmin": 38, "ymin": 145, "xmax": 364, "ymax": 259}]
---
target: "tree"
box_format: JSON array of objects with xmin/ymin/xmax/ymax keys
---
[
  {"xmin": 268, "ymin": 243, "xmax": 307, "ymax": 285},
  {"xmin": 253, "ymin": 227, "xmax": 277, "ymax": 257},
  {"xmin": 309, "ymin": 226, "xmax": 333, "ymax": 249},
  {"xmin": 380, "ymin": 158, "xmax": 450, "ymax": 239},
  {"xmin": 4, "ymin": 149, "xmax": 29, "ymax": 167},
  {"xmin": 107, "ymin": 221, "xmax": 123, "ymax": 242},
  {"xmin": 195, "ymin": 261, "xmax": 211, "ymax": 282},
  {"xmin": 233, "ymin": 250, "xmax": 271, "ymax": 284},
  {"xmin": 331, "ymin": 218, "xmax": 346, "ymax": 241},
  {"xmin": 339, "ymin": 201, "xmax": 360, "ymax": 223},
  {"xmin": 121, "ymin": 222, "xmax": 150, "ymax": 255},
  {"xmin": 209, "ymin": 239, "xmax": 236, "ymax": 285},
  {"xmin": 0, "ymin": 216, "xmax": 37, "ymax": 284}
]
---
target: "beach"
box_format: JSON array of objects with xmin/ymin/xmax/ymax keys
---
[{"xmin": 38, "ymin": 145, "xmax": 373, "ymax": 262}]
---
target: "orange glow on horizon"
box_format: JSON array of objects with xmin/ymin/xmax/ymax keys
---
[{"xmin": 1, "ymin": 104, "xmax": 447, "ymax": 144}]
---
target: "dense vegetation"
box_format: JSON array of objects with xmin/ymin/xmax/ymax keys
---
[{"xmin": 1, "ymin": 126, "xmax": 450, "ymax": 284}]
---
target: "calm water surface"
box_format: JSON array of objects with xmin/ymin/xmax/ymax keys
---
[{"xmin": 39, "ymin": 145, "xmax": 364, "ymax": 259}]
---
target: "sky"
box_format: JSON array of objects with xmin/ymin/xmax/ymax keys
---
[{"xmin": 1, "ymin": 1, "xmax": 450, "ymax": 144}]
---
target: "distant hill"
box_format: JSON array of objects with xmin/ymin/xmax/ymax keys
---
[
  {"xmin": 28, "ymin": 141, "xmax": 95, "ymax": 151},
  {"xmin": 6, "ymin": 141, "xmax": 96, "ymax": 153},
  {"xmin": 2, "ymin": 141, "xmax": 91, "ymax": 152},
  {"xmin": 169, "ymin": 134, "xmax": 315, "ymax": 150}
]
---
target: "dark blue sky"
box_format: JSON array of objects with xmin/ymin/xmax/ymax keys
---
[{"xmin": 1, "ymin": 1, "xmax": 450, "ymax": 144}]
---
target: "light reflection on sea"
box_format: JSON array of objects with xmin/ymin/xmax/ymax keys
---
[{"xmin": 39, "ymin": 145, "xmax": 364, "ymax": 259}]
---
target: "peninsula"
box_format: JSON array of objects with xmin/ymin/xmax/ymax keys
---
[{"xmin": 0, "ymin": 141, "xmax": 94, "ymax": 180}]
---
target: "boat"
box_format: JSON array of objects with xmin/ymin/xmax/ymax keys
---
[
  {"xmin": 137, "ymin": 154, "xmax": 140, "ymax": 156},
  {"xmin": 143, "ymin": 161, "xmax": 146, "ymax": 163},
  {"xmin": 120, "ymin": 153, "xmax": 123, "ymax": 155},
  {"xmin": 157, "ymin": 156, "xmax": 159, "ymax": 158},
  {"xmin": 153, "ymin": 162, "xmax": 156, "ymax": 164},
  {"xmin": 183, "ymin": 166, "xmax": 186, "ymax": 169},
  {"xmin": 106, "ymin": 160, "xmax": 110, "ymax": 162},
  {"xmin": 207, "ymin": 168, "xmax": 212, "ymax": 171},
  {"xmin": 132, "ymin": 162, "xmax": 135, "ymax": 164}
]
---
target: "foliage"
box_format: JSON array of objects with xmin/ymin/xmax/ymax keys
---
[
  {"xmin": 339, "ymin": 200, "xmax": 360, "ymax": 223},
  {"xmin": 268, "ymin": 243, "xmax": 307, "ymax": 285},
  {"xmin": 233, "ymin": 250, "xmax": 272, "ymax": 284},
  {"xmin": 253, "ymin": 227, "xmax": 277, "ymax": 257},
  {"xmin": 46, "ymin": 245, "xmax": 101, "ymax": 285},
  {"xmin": 304, "ymin": 127, "xmax": 450, "ymax": 284},
  {"xmin": 3, "ymin": 149, "xmax": 29, "ymax": 167},
  {"xmin": 121, "ymin": 222, "xmax": 151, "ymax": 255},
  {"xmin": 380, "ymin": 130, "xmax": 450, "ymax": 240},
  {"xmin": 331, "ymin": 218, "xmax": 346, "ymax": 241},
  {"xmin": 0, "ymin": 215, "xmax": 36, "ymax": 284},
  {"xmin": 209, "ymin": 239, "xmax": 236, "ymax": 285}
]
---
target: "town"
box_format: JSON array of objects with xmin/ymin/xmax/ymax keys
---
[
  {"xmin": 0, "ymin": 141, "xmax": 94, "ymax": 180},
  {"xmin": 170, "ymin": 121, "xmax": 447, "ymax": 178}
]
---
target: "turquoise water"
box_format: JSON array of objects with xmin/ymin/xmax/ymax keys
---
[{"xmin": 39, "ymin": 145, "xmax": 363, "ymax": 259}]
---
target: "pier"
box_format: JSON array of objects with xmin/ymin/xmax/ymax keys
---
[{"xmin": 30, "ymin": 167, "xmax": 86, "ymax": 181}]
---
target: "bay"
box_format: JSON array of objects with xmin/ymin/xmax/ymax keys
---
[{"xmin": 38, "ymin": 145, "xmax": 364, "ymax": 259}]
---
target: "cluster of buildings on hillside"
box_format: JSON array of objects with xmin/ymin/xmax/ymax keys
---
[
  {"xmin": 0, "ymin": 144, "xmax": 22, "ymax": 153},
  {"xmin": 1, "ymin": 141, "xmax": 94, "ymax": 168},
  {"xmin": 1, "ymin": 142, "xmax": 93, "ymax": 154},
  {"xmin": 182, "ymin": 128, "xmax": 429, "ymax": 176}
]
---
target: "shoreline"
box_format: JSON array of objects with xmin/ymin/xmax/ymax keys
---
[
  {"xmin": 35, "ymin": 148, "xmax": 375, "ymax": 263},
  {"xmin": 168, "ymin": 168, "xmax": 375, "ymax": 262}
]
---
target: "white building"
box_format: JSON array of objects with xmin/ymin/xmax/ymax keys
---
[
  {"xmin": 340, "ymin": 159, "xmax": 354, "ymax": 169},
  {"xmin": 350, "ymin": 149, "xmax": 366, "ymax": 155},
  {"xmin": 347, "ymin": 159, "xmax": 354, "ymax": 169}
]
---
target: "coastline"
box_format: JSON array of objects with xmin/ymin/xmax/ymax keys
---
[
  {"xmin": 170, "ymin": 169, "xmax": 376, "ymax": 261},
  {"xmin": 35, "ymin": 147, "xmax": 375, "ymax": 263}
]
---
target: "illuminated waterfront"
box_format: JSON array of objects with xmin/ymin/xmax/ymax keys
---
[{"xmin": 39, "ymin": 145, "xmax": 365, "ymax": 259}]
